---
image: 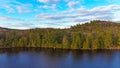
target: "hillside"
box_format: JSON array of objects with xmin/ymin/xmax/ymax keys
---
[
  {"xmin": 0, "ymin": 27, "xmax": 8, "ymax": 31},
  {"xmin": 71, "ymin": 20, "xmax": 120, "ymax": 33},
  {"xmin": 0, "ymin": 20, "xmax": 120, "ymax": 49}
]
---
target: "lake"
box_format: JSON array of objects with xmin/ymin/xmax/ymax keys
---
[{"xmin": 0, "ymin": 48, "xmax": 120, "ymax": 68}]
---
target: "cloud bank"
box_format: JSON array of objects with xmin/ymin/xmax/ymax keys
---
[{"xmin": 0, "ymin": 0, "xmax": 120, "ymax": 29}]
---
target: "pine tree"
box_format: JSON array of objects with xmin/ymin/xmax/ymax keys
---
[
  {"xmin": 92, "ymin": 38, "xmax": 99, "ymax": 49},
  {"xmin": 117, "ymin": 32, "xmax": 120, "ymax": 46},
  {"xmin": 103, "ymin": 31, "xmax": 112, "ymax": 48},
  {"xmin": 62, "ymin": 35, "xmax": 70, "ymax": 49},
  {"xmin": 71, "ymin": 32, "xmax": 82, "ymax": 49}
]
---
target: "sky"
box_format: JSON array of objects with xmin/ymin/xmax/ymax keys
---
[{"xmin": 0, "ymin": 0, "xmax": 120, "ymax": 29}]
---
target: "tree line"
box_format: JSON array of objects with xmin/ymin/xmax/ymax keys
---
[{"xmin": 0, "ymin": 20, "xmax": 120, "ymax": 49}]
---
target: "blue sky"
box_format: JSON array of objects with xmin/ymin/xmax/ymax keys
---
[{"xmin": 0, "ymin": 0, "xmax": 120, "ymax": 29}]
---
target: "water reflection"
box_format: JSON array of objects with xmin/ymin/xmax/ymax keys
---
[{"xmin": 0, "ymin": 48, "xmax": 120, "ymax": 68}]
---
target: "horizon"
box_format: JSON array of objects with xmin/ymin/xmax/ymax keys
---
[
  {"xmin": 0, "ymin": 0, "xmax": 120, "ymax": 29},
  {"xmin": 0, "ymin": 20, "xmax": 119, "ymax": 31}
]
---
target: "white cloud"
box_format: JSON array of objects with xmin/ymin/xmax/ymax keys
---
[
  {"xmin": 72, "ymin": 15, "xmax": 112, "ymax": 23},
  {"xmin": 1, "ymin": 0, "xmax": 120, "ymax": 29},
  {"xmin": 0, "ymin": 0, "xmax": 32, "ymax": 13},
  {"xmin": 15, "ymin": 4, "xmax": 32, "ymax": 13},
  {"xmin": 67, "ymin": 1, "xmax": 79, "ymax": 8},
  {"xmin": 52, "ymin": 0, "xmax": 59, "ymax": 3},
  {"xmin": 38, "ymin": 0, "xmax": 49, "ymax": 3},
  {"xmin": 38, "ymin": 4, "xmax": 56, "ymax": 9},
  {"xmin": 3, "ymin": 5, "xmax": 14, "ymax": 13},
  {"xmin": 0, "ymin": 20, "xmax": 35, "ymax": 29},
  {"xmin": 76, "ymin": 5, "xmax": 120, "ymax": 16},
  {"xmin": 35, "ymin": 4, "xmax": 120, "ymax": 27},
  {"xmin": 9, "ymin": 22, "xmax": 35, "ymax": 29},
  {"xmin": 36, "ymin": 5, "xmax": 120, "ymax": 21},
  {"xmin": 38, "ymin": 0, "xmax": 59, "ymax": 3},
  {"xmin": 0, "ymin": 16, "xmax": 21, "ymax": 21},
  {"xmin": 36, "ymin": 13, "xmax": 80, "ymax": 20},
  {"xmin": 91, "ymin": 4, "xmax": 120, "ymax": 12},
  {"xmin": 113, "ymin": 11, "xmax": 120, "ymax": 22}
]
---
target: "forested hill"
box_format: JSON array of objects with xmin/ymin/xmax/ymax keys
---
[
  {"xmin": 71, "ymin": 20, "xmax": 120, "ymax": 33},
  {"xmin": 0, "ymin": 20, "xmax": 120, "ymax": 49}
]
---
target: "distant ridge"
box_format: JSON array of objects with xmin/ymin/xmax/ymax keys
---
[
  {"xmin": 70, "ymin": 20, "xmax": 120, "ymax": 33},
  {"xmin": 0, "ymin": 20, "xmax": 120, "ymax": 30},
  {"xmin": 0, "ymin": 27, "xmax": 8, "ymax": 31}
]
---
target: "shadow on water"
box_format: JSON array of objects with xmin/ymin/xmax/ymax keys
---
[{"xmin": 0, "ymin": 48, "xmax": 120, "ymax": 68}]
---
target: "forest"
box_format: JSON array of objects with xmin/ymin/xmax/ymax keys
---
[{"xmin": 0, "ymin": 20, "xmax": 120, "ymax": 49}]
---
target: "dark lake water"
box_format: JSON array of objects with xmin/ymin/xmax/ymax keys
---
[{"xmin": 0, "ymin": 48, "xmax": 120, "ymax": 68}]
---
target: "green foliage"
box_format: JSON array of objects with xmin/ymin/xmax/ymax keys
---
[
  {"xmin": 92, "ymin": 38, "xmax": 99, "ymax": 49},
  {"xmin": 103, "ymin": 31, "xmax": 113, "ymax": 48},
  {"xmin": 117, "ymin": 32, "xmax": 120, "ymax": 45},
  {"xmin": 62, "ymin": 35, "xmax": 70, "ymax": 49},
  {"xmin": 0, "ymin": 20, "xmax": 120, "ymax": 49},
  {"xmin": 71, "ymin": 32, "xmax": 82, "ymax": 49}
]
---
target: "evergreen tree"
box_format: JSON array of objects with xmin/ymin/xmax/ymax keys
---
[
  {"xmin": 71, "ymin": 32, "xmax": 82, "ymax": 49},
  {"xmin": 62, "ymin": 35, "xmax": 70, "ymax": 49},
  {"xmin": 117, "ymin": 32, "xmax": 120, "ymax": 46}
]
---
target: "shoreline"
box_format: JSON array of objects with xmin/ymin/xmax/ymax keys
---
[{"xmin": 0, "ymin": 47, "xmax": 120, "ymax": 50}]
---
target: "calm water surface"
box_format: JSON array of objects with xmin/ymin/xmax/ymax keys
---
[{"xmin": 0, "ymin": 48, "xmax": 120, "ymax": 68}]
